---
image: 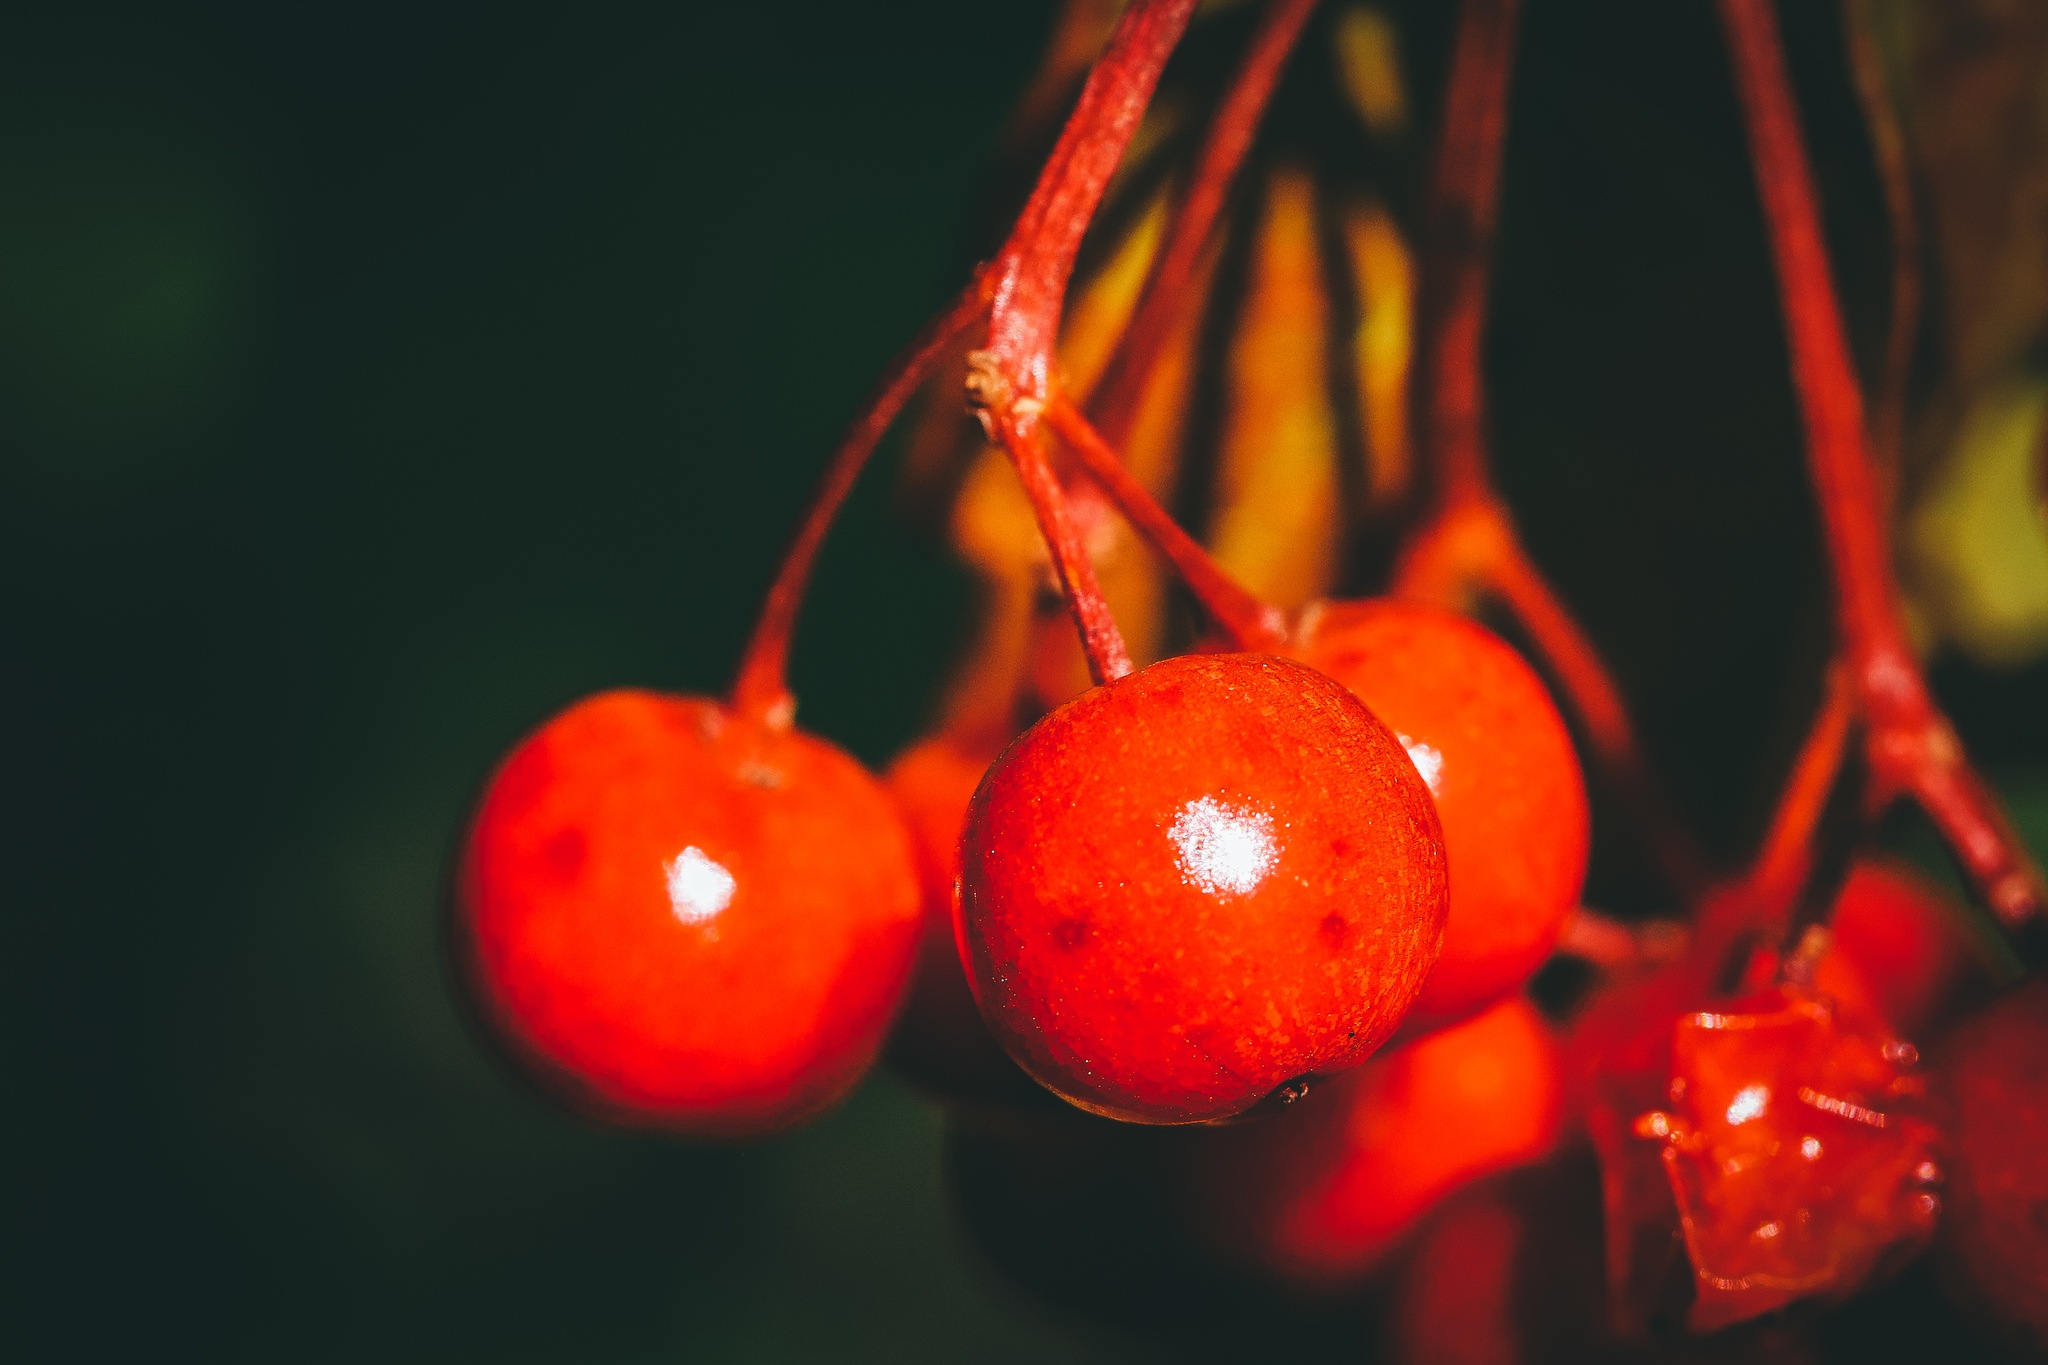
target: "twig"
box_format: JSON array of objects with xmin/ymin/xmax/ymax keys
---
[
  {"xmin": 1840, "ymin": 0, "xmax": 1920, "ymax": 493},
  {"xmin": 973, "ymin": 0, "xmax": 1202, "ymax": 685},
  {"xmin": 1046, "ymin": 395, "xmax": 1288, "ymax": 651},
  {"xmin": 1088, "ymin": 0, "xmax": 1322, "ymax": 448},
  {"xmin": 1717, "ymin": 0, "xmax": 2047, "ymax": 935},
  {"xmin": 1392, "ymin": 0, "xmax": 1710, "ymax": 897},
  {"xmin": 1559, "ymin": 907, "xmax": 1690, "ymax": 971},
  {"xmin": 730, "ymin": 282, "xmax": 990, "ymax": 726}
]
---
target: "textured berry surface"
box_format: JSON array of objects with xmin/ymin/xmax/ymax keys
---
[
  {"xmin": 455, "ymin": 689, "xmax": 920, "ymax": 1135},
  {"xmin": 1185, "ymin": 994, "xmax": 1563, "ymax": 1284},
  {"xmin": 959, "ymin": 651, "xmax": 1448, "ymax": 1125},
  {"xmin": 1290, "ymin": 599, "xmax": 1589, "ymax": 1030}
]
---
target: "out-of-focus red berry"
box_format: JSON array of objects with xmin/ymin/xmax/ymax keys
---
[
  {"xmin": 1632, "ymin": 988, "xmax": 1943, "ymax": 1332},
  {"xmin": 454, "ymin": 689, "xmax": 921, "ymax": 1135},
  {"xmin": 1184, "ymin": 995, "xmax": 1564, "ymax": 1285},
  {"xmin": 1815, "ymin": 857, "xmax": 1980, "ymax": 1038},
  {"xmin": 959, "ymin": 651, "xmax": 1448, "ymax": 1125},
  {"xmin": 1290, "ymin": 600, "xmax": 1589, "ymax": 1031},
  {"xmin": 1934, "ymin": 978, "xmax": 2048, "ymax": 1357},
  {"xmin": 1390, "ymin": 1191, "xmax": 1523, "ymax": 1365},
  {"xmin": 881, "ymin": 734, "xmax": 1022, "ymax": 1097}
]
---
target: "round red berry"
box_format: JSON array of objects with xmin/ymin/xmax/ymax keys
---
[
  {"xmin": 1291, "ymin": 600, "xmax": 1589, "ymax": 1030},
  {"xmin": 454, "ymin": 688, "xmax": 920, "ymax": 1135},
  {"xmin": 1183, "ymin": 994, "xmax": 1564, "ymax": 1284},
  {"xmin": 958, "ymin": 651, "xmax": 1448, "ymax": 1125},
  {"xmin": 882, "ymin": 734, "xmax": 1025, "ymax": 1099}
]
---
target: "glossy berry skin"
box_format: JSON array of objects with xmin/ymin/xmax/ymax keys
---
[
  {"xmin": 454, "ymin": 689, "xmax": 921, "ymax": 1136},
  {"xmin": 1289, "ymin": 599, "xmax": 1589, "ymax": 1031},
  {"xmin": 1635, "ymin": 988, "xmax": 1942, "ymax": 1333},
  {"xmin": 958, "ymin": 651, "xmax": 1448, "ymax": 1125},
  {"xmin": 1184, "ymin": 995, "xmax": 1563, "ymax": 1285},
  {"xmin": 1935, "ymin": 978, "xmax": 2048, "ymax": 1357}
]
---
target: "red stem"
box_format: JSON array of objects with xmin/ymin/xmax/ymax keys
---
[
  {"xmin": 1746, "ymin": 669, "xmax": 1855, "ymax": 929},
  {"xmin": 1839, "ymin": 0, "xmax": 1919, "ymax": 489},
  {"xmin": 1088, "ymin": 0, "xmax": 1321, "ymax": 447},
  {"xmin": 972, "ymin": 0, "xmax": 1199, "ymax": 687},
  {"xmin": 729, "ymin": 281, "xmax": 989, "ymax": 726},
  {"xmin": 1718, "ymin": 0, "xmax": 2046, "ymax": 930},
  {"xmin": 1559, "ymin": 907, "xmax": 1689, "ymax": 971},
  {"xmin": 986, "ymin": 0, "xmax": 1202, "ymax": 410},
  {"xmin": 975, "ymin": 367, "xmax": 1134, "ymax": 685},
  {"xmin": 1396, "ymin": 0, "xmax": 1710, "ymax": 897},
  {"xmin": 1045, "ymin": 396, "xmax": 1288, "ymax": 651},
  {"xmin": 1484, "ymin": 533, "xmax": 1712, "ymax": 896},
  {"xmin": 1421, "ymin": 0, "xmax": 1520, "ymax": 509},
  {"xmin": 1718, "ymin": 0, "xmax": 1903, "ymax": 705}
]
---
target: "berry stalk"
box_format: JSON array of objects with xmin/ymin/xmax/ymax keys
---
[
  {"xmin": 1087, "ymin": 0, "xmax": 1322, "ymax": 448},
  {"xmin": 1045, "ymin": 395, "xmax": 1287, "ymax": 652},
  {"xmin": 973, "ymin": 0, "xmax": 1201, "ymax": 686},
  {"xmin": 983, "ymin": 0, "xmax": 1201, "ymax": 410},
  {"xmin": 730, "ymin": 282, "xmax": 990, "ymax": 727},
  {"xmin": 1690, "ymin": 665, "xmax": 1859, "ymax": 968},
  {"xmin": 1558, "ymin": 907, "xmax": 1688, "ymax": 971},
  {"xmin": 1742, "ymin": 668, "xmax": 1856, "ymax": 927},
  {"xmin": 1839, "ymin": 0, "xmax": 1920, "ymax": 488},
  {"xmin": 971, "ymin": 355, "xmax": 1135, "ymax": 684},
  {"xmin": 1479, "ymin": 530, "xmax": 1709, "ymax": 895},
  {"xmin": 1393, "ymin": 0, "xmax": 1708, "ymax": 897},
  {"xmin": 1717, "ymin": 0, "xmax": 2047, "ymax": 936},
  {"xmin": 1415, "ymin": 0, "xmax": 1519, "ymax": 510}
]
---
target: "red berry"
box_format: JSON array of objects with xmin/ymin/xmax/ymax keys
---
[
  {"xmin": 453, "ymin": 688, "xmax": 921, "ymax": 1135},
  {"xmin": 1183, "ymin": 995, "xmax": 1564, "ymax": 1284},
  {"xmin": 1935, "ymin": 978, "xmax": 2048, "ymax": 1356},
  {"xmin": 1290, "ymin": 600, "xmax": 1589, "ymax": 1030},
  {"xmin": 1636, "ymin": 987, "xmax": 1942, "ymax": 1332},
  {"xmin": 881, "ymin": 734, "xmax": 1024, "ymax": 1098},
  {"xmin": 1815, "ymin": 857, "xmax": 1982, "ymax": 1038},
  {"xmin": 1390, "ymin": 1189, "xmax": 1525, "ymax": 1363},
  {"xmin": 958, "ymin": 651, "xmax": 1448, "ymax": 1125}
]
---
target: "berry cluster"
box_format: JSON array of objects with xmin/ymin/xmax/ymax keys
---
[{"xmin": 447, "ymin": 0, "xmax": 2048, "ymax": 1353}]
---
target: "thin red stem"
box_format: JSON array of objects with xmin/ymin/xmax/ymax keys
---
[
  {"xmin": 1746, "ymin": 669, "xmax": 1855, "ymax": 928},
  {"xmin": 730, "ymin": 281, "xmax": 989, "ymax": 726},
  {"xmin": 1045, "ymin": 396, "xmax": 1288, "ymax": 651},
  {"xmin": 1718, "ymin": 0, "xmax": 1903, "ymax": 699},
  {"xmin": 1393, "ymin": 0, "xmax": 1708, "ymax": 897},
  {"xmin": 1718, "ymin": 0, "xmax": 2046, "ymax": 931},
  {"xmin": 1088, "ymin": 0, "xmax": 1321, "ymax": 447},
  {"xmin": 1483, "ymin": 533, "xmax": 1713, "ymax": 896},
  {"xmin": 1558, "ymin": 907, "xmax": 1689, "ymax": 971},
  {"xmin": 970, "ymin": 0, "xmax": 1198, "ymax": 687},
  {"xmin": 1840, "ymin": 0, "xmax": 1919, "ymax": 490},
  {"xmin": 986, "ymin": 0, "xmax": 1201, "ymax": 410},
  {"xmin": 976, "ymin": 369, "xmax": 1134, "ymax": 685},
  {"xmin": 1420, "ymin": 0, "xmax": 1520, "ymax": 509}
]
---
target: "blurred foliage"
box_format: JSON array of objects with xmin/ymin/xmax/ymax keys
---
[
  {"xmin": 2, "ymin": 0, "xmax": 2044, "ymax": 1361},
  {"xmin": 1907, "ymin": 372, "xmax": 2048, "ymax": 668}
]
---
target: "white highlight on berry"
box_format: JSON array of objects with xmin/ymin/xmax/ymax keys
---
[
  {"xmin": 1724, "ymin": 1083, "xmax": 1770, "ymax": 1127},
  {"xmin": 666, "ymin": 846, "xmax": 736, "ymax": 925},
  {"xmin": 1396, "ymin": 732, "xmax": 1444, "ymax": 795},
  {"xmin": 1169, "ymin": 796, "xmax": 1277, "ymax": 897}
]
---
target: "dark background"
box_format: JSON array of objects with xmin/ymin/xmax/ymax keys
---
[{"xmin": 3, "ymin": 1, "xmax": 2041, "ymax": 1360}]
